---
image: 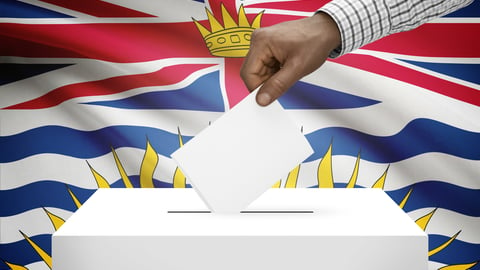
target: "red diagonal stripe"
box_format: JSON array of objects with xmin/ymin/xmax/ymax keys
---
[
  {"xmin": 0, "ymin": 22, "xmax": 210, "ymax": 62},
  {"xmin": 224, "ymin": 58, "xmax": 250, "ymax": 108},
  {"xmin": 5, "ymin": 64, "xmax": 216, "ymax": 110},
  {"xmin": 40, "ymin": 0, "xmax": 155, "ymax": 17},
  {"xmin": 330, "ymin": 54, "xmax": 480, "ymax": 106},
  {"xmin": 363, "ymin": 23, "xmax": 480, "ymax": 57}
]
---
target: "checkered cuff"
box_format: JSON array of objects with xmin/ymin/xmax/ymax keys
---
[
  {"xmin": 319, "ymin": 0, "xmax": 391, "ymax": 58},
  {"xmin": 319, "ymin": 0, "xmax": 473, "ymax": 58}
]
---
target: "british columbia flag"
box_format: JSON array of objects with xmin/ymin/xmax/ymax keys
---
[{"xmin": 0, "ymin": 0, "xmax": 479, "ymax": 269}]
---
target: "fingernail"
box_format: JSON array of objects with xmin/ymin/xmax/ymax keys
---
[{"xmin": 257, "ymin": 93, "xmax": 272, "ymax": 106}]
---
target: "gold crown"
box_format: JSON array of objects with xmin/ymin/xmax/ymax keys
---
[{"xmin": 193, "ymin": 4, "xmax": 263, "ymax": 58}]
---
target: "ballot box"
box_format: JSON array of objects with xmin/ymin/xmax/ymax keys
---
[{"xmin": 52, "ymin": 188, "xmax": 427, "ymax": 270}]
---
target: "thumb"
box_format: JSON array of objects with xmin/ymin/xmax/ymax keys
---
[{"xmin": 256, "ymin": 64, "xmax": 300, "ymax": 106}]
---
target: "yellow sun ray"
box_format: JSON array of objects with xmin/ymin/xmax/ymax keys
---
[
  {"xmin": 43, "ymin": 207, "xmax": 65, "ymax": 231},
  {"xmin": 285, "ymin": 164, "xmax": 301, "ymax": 188},
  {"xmin": 398, "ymin": 187, "xmax": 414, "ymax": 209},
  {"xmin": 317, "ymin": 143, "xmax": 334, "ymax": 188},
  {"xmin": 111, "ymin": 147, "xmax": 133, "ymax": 188},
  {"xmin": 439, "ymin": 261, "xmax": 479, "ymax": 270},
  {"xmin": 371, "ymin": 165, "xmax": 389, "ymax": 189},
  {"xmin": 429, "ymin": 230, "xmax": 462, "ymax": 257},
  {"xmin": 416, "ymin": 208, "xmax": 437, "ymax": 231},
  {"xmin": 19, "ymin": 231, "xmax": 52, "ymax": 269},
  {"xmin": 87, "ymin": 161, "xmax": 110, "ymax": 188},
  {"xmin": 173, "ymin": 128, "xmax": 187, "ymax": 188},
  {"xmin": 173, "ymin": 167, "xmax": 187, "ymax": 188},
  {"xmin": 272, "ymin": 180, "xmax": 282, "ymax": 188},
  {"xmin": 3, "ymin": 261, "xmax": 28, "ymax": 270},
  {"xmin": 139, "ymin": 139, "xmax": 159, "ymax": 188},
  {"xmin": 346, "ymin": 151, "xmax": 361, "ymax": 188},
  {"xmin": 66, "ymin": 186, "xmax": 82, "ymax": 209}
]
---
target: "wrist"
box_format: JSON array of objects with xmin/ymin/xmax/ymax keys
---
[{"xmin": 311, "ymin": 11, "xmax": 341, "ymax": 55}]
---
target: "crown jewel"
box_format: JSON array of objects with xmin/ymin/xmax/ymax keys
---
[{"xmin": 193, "ymin": 4, "xmax": 264, "ymax": 58}]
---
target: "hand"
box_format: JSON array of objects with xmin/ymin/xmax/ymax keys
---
[{"xmin": 240, "ymin": 12, "xmax": 341, "ymax": 106}]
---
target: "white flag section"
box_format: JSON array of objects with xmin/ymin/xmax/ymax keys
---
[{"xmin": 0, "ymin": 0, "xmax": 479, "ymax": 270}]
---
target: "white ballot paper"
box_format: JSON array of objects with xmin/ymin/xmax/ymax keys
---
[{"xmin": 171, "ymin": 90, "xmax": 313, "ymax": 213}]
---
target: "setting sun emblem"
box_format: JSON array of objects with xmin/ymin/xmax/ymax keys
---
[{"xmin": 5, "ymin": 133, "xmax": 477, "ymax": 270}]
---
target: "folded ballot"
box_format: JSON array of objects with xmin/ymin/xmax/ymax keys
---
[{"xmin": 171, "ymin": 90, "xmax": 313, "ymax": 213}]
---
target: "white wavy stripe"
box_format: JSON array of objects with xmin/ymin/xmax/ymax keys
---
[
  {"xmin": 295, "ymin": 59, "xmax": 480, "ymax": 135},
  {"xmin": 1, "ymin": 207, "xmax": 73, "ymax": 244},
  {"xmin": 0, "ymin": 57, "xmax": 224, "ymax": 109},
  {"xmin": 429, "ymin": 261, "xmax": 447, "ymax": 270},
  {"xmin": 292, "ymin": 153, "xmax": 480, "ymax": 191},
  {"xmin": 1, "ymin": 147, "xmax": 182, "ymax": 190},
  {"xmin": 22, "ymin": 261, "xmax": 51, "ymax": 270},
  {"xmin": 407, "ymin": 208, "xmax": 480, "ymax": 244}
]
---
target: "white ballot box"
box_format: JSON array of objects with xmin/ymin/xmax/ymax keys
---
[{"xmin": 52, "ymin": 188, "xmax": 427, "ymax": 270}]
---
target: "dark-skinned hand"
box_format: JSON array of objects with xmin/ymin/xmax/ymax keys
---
[{"xmin": 240, "ymin": 12, "xmax": 341, "ymax": 106}]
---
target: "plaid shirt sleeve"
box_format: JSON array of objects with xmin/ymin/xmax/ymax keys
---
[{"xmin": 319, "ymin": 0, "xmax": 474, "ymax": 57}]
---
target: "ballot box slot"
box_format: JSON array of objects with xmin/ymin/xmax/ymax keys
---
[
  {"xmin": 168, "ymin": 210, "xmax": 211, "ymax": 214},
  {"xmin": 241, "ymin": 210, "xmax": 314, "ymax": 214},
  {"xmin": 167, "ymin": 210, "xmax": 314, "ymax": 214}
]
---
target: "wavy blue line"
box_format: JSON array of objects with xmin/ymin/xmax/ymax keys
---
[
  {"xmin": 2, "ymin": 180, "xmax": 479, "ymax": 217},
  {"xmin": 0, "ymin": 126, "xmax": 193, "ymax": 163},
  {"xmin": 385, "ymin": 181, "xmax": 480, "ymax": 217},
  {"xmin": 0, "ymin": 181, "xmax": 95, "ymax": 216},
  {"xmin": 429, "ymin": 234, "xmax": 480, "ymax": 267},
  {"xmin": 0, "ymin": 179, "xmax": 179, "ymax": 216},
  {"xmin": 304, "ymin": 118, "xmax": 480, "ymax": 162},
  {"xmin": 0, "ymin": 234, "xmax": 51, "ymax": 267},
  {"xmin": 2, "ymin": 118, "xmax": 480, "ymax": 164},
  {"xmin": 312, "ymin": 181, "xmax": 480, "ymax": 217}
]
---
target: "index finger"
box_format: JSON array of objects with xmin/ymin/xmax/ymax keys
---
[{"xmin": 240, "ymin": 30, "xmax": 276, "ymax": 91}]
